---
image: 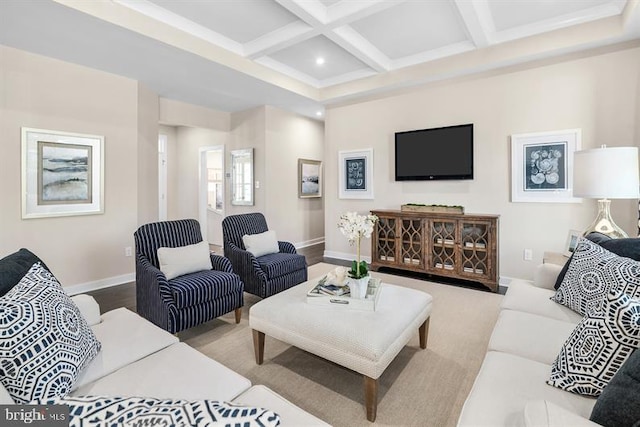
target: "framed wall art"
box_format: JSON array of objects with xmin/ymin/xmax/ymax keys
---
[
  {"xmin": 298, "ymin": 158, "xmax": 322, "ymax": 198},
  {"xmin": 511, "ymin": 128, "xmax": 581, "ymax": 203},
  {"xmin": 21, "ymin": 127, "xmax": 104, "ymax": 219},
  {"xmin": 339, "ymin": 148, "xmax": 374, "ymax": 199}
]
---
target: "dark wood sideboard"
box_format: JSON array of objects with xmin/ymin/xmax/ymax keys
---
[{"xmin": 370, "ymin": 209, "xmax": 499, "ymax": 292}]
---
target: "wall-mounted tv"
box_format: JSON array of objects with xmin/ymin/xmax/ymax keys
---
[{"xmin": 395, "ymin": 123, "xmax": 473, "ymax": 181}]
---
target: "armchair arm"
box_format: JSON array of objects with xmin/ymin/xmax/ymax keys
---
[
  {"xmin": 225, "ymin": 241, "xmax": 268, "ymax": 295},
  {"xmin": 210, "ymin": 254, "xmax": 233, "ymax": 273},
  {"xmin": 278, "ymin": 241, "xmax": 297, "ymax": 254},
  {"xmin": 135, "ymin": 253, "xmax": 178, "ymax": 332}
]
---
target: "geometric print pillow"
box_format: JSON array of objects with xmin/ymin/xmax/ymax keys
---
[
  {"xmin": 547, "ymin": 290, "xmax": 640, "ymax": 396},
  {"xmin": 36, "ymin": 395, "xmax": 281, "ymax": 427},
  {"xmin": 551, "ymin": 238, "xmax": 640, "ymax": 316},
  {"xmin": 0, "ymin": 263, "xmax": 102, "ymax": 403}
]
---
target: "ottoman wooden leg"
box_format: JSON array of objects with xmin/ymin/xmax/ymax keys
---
[
  {"xmin": 234, "ymin": 308, "xmax": 242, "ymax": 324},
  {"xmin": 364, "ymin": 376, "xmax": 378, "ymax": 422},
  {"xmin": 419, "ymin": 318, "xmax": 430, "ymax": 349},
  {"xmin": 252, "ymin": 330, "xmax": 265, "ymax": 365}
]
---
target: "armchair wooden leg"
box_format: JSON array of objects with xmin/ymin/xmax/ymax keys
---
[{"xmin": 234, "ymin": 307, "xmax": 242, "ymax": 324}]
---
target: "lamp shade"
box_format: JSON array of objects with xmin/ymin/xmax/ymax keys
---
[{"xmin": 573, "ymin": 147, "xmax": 640, "ymax": 199}]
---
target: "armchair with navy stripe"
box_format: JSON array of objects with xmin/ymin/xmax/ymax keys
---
[
  {"xmin": 222, "ymin": 213, "xmax": 308, "ymax": 298},
  {"xmin": 134, "ymin": 219, "xmax": 244, "ymax": 334}
]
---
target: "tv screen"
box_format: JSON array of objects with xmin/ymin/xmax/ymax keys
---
[{"xmin": 395, "ymin": 124, "xmax": 473, "ymax": 181}]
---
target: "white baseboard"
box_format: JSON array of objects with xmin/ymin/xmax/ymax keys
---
[
  {"xmin": 65, "ymin": 273, "xmax": 135, "ymax": 296},
  {"xmin": 323, "ymin": 250, "xmax": 371, "ymax": 264},
  {"xmin": 295, "ymin": 237, "xmax": 324, "ymax": 249}
]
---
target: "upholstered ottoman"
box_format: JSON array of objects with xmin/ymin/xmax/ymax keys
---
[{"xmin": 249, "ymin": 279, "xmax": 433, "ymax": 421}]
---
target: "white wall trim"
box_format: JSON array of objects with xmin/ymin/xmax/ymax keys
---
[
  {"xmin": 295, "ymin": 237, "xmax": 325, "ymax": 249},
  {"xmin": 323, "ymin": 250, "xmax": 371, "ymax": 263},
  {"xmin": 65, "ymin": 273, "xmax": 135, "ymax": 296}
]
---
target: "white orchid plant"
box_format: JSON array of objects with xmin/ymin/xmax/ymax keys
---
[{"xmin": 337, "ymin": 211, "xmax": 379, "ymax": 279}]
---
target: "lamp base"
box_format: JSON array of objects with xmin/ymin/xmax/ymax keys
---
[{"xmin": 582, "ymin": 199, "xmax": 629, "ymax": 239}]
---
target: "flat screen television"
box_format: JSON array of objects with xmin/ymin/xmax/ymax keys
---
[{"xmin": 395, "ymin": 123, "xmax": 473, "ymax": 181}]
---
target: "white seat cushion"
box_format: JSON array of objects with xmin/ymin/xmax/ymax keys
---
[
  {"xmin": 72, "ymin": 343, "xmax": 251, "ymax": 402},
  {"xmin": 488, "ymin": 310, "xmax": 578, "ymax": 365},
  {"xmin": 233, "ymin": 385, "xmax": 330, "ymax": 427},
  {"xmin": 456, "ymin": 351, "xmax": 596, "ymax": 427},
  {"xmin": 74, "ymin": 308, "xmax": 179, "ymax": 390},
  {"xmin": 501, "ymin": 281, "xmax": 582, "ymax": 323},
  {"xmin": 523, "ymin": 400, "xmax": 601, "ymax": 427}
]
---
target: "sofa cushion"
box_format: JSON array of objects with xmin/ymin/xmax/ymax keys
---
[
  {"xmin": 524, "ymin": 400, "xmax": 602, "ymax": 427},
  {"xmin": 157, "ymin": 241, "xmax": 212, "ymax": 280},
  {"xmin": 552, "ymin": 238, "xmax": 640, "ymax": 316},
  {"xmin": 488, "ymin": 310, "xmax": 577, "ymax": 365},
  {"xmin": 456, "ymin": 351, "xmax": 596, "ymax": 427},
  {"xmin": 233, "ymin": 385, "xmax": 330, "ymax": 426},
  {"xmin": 547, "ymin": 290, "xmax": 640, "ymax": 396},
  {"xmin": 554, "ymin": 233, "xmax": 640, "ymax": 290},
  {"xmin": 38, "ymin": 395, "xmax": 281, "ymax": 427},
  {"xmin": 73, "ymin": 343, "xmax": 251, "ymax": 401},
  {"xmin": 0, "ymin": 263, "xmax": 101, "ymax": 403},
  {"xmin": 169, "ymin": 271, "xmax": 243, "ymax": 309},
  {"xmin": 243, "ymin": 230, "xmax": 280, "ymax": 258},
  {"xmin": 501, "ymin": 280, "xmax": 582, "ymax": 323},
  {"xmin": 257, "ymin": 252, "xmax": 306, "ymax": 279},
  {"xmin": 0, "ymin": 248, "xmax": 52, "ymax": 297},
  {"xmin": 74, "ymin": 308, "xmax": 178, "ymax": 390},
  {"xmin": 590, "ymin": 348, "xmax": 640, "ymax": 426}
]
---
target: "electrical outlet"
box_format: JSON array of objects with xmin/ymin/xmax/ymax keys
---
[
  {"xmin": 523, "ymin": 249, "xmax": 533, "ymax": 261},
  {"xmin": 125, "ymin": 247, "xmax": 132, "ymax": 257}
]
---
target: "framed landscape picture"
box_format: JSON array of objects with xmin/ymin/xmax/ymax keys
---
[
  {"xmin": 339, "ymin": 148, "xmax": 374, "ymax": 199},
  {"xmin": 22, "ymin": 127, "xmax": 104, "ymax": 219},
  {"xmin": 298, "ymin": 158, "xmax": 322, "ymax": 198},
  {"xmin": 511, "ymin": 129, "xmax": 581, "ymax": 203}
]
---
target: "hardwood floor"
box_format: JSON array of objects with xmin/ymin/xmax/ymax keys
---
[{"xmin": 87, "ymin": 243, "xmax": 325, "ymax": 314}]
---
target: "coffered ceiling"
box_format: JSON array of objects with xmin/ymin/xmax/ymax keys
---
[{"xmin": 1, "ymin": 0, "xmax": 639, "ymax": 120}]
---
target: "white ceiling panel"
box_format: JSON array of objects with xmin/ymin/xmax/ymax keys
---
[
  {"xmin": 319, "ymin": 0, "xmax": 342, "ymax": 7},
  {"xmin": 349, "ymin": 0, "xmax": 469, "ymax": 59},
  {"xmin": 146, "ymin": 0, "xmax": 300, "ymax": 43},
  {"xmin": 267, "ymin": 35, "xmax": 373, "ymax": 81}
]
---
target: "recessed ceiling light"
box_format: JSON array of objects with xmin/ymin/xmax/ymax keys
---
[
  {"xmin": 316, "ymin": 111, "xmax": 323, "ymax": 117},
  {"xmin": 315, "ymin": 57, "xmax": 325, "ymax": 66}
]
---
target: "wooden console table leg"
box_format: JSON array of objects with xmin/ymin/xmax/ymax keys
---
[
  {"xmin": 419, "ymin": 318, "xmax": 430, "ymax": 349},
  {"xmin": 234, "ymin": 307, "xmax": 242, "ymax": 324},
  {"xmin": 364, "ymin": 376, "xmax": 378, "ymax": 422},
  {"xmin": 252, "ymin": 329, "xmax": 265, "ymax": 365}
]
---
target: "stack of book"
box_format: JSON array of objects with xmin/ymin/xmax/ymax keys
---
[{"xmin": 314, "ymin": 283, "xmax": 350, "ymax": 296}]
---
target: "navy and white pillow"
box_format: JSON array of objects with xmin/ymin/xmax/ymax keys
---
[
  {"xmin": 552, "ymin": 238, "xmax": 640, "ymax": 316},
  {"xmin": 547, "ymin": 290, "xmax": 640, "ymax": 396},
  {"xmin": 37, "ymin": 395, "xmax": 281, "ymax": 427},
  {"xmin": 0, "ymin": 263, "xmax": 101, "ymax": 403}
]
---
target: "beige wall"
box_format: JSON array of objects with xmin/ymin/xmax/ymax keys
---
[
  {"xmin": 0, "ymin": 46, "xmax": 140, "ymax": 288},
  {"xmin": 265, "ymin": 106, "xmax": 324, "ymax": 245},
  {"xmin": 137, "ymin": 84, "xmax": 159, "ymax": 225},
  {"xmin": 324, "ymin": 46, "xmax": 640, "ymax": 282},
  {"xmin": 159, "ymin": 124, "xmax": 179, "ymax": 220}
]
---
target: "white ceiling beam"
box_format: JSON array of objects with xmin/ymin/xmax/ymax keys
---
[
  {"xmin": 622, "ymin": 0, "xmax": 640, "ymax": 37},
  {"xmin": 245, "ymin": 22, "xmax": 318, "ymax": 59},
  {"xmin": 327, "ymin": 26, "xmax": 390, "ymax": 72},
  {"xmin": 453, "ymin": 0, "xmax": 493, "ymax": 48},
  {"xmin": 273, "ymin": 0, "xmax": 327, "ymax": 26}
]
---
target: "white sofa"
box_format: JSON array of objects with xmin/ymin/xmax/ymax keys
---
[
  {"xmin": 0, "ymin": 295, "xmax": 329, "ymax": 427},
  {"xmin": 457, "ymin": 263, "xmax": 602, "ymax": 427}
]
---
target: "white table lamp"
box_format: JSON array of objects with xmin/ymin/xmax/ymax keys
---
[{"xmin": 573, "ymin": 146, "xmax": 640, "ymax": 238}]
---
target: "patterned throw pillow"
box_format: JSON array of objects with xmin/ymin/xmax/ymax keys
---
[
  {"xmin": 547, "ymin": 291, "xmax": 640, "ymax": 396},
  {"xmin": 0, "ymin": 263, "xmax": 102, "ymax": 403},
  {"xmin": 551, "ymin": 237, "xmax": 640, "ymax": 316},
  {"xmin": 37, "ymin": 395, "xmax": 281, "ymax": 427}
]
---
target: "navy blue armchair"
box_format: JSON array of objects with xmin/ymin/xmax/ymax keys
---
[
  {"xmin": 222, "ymin": 213, "xmax": 307, "ymax": 298},
  {"xmin": 134, "ymin": 219, "xmax": 244, "ymax": 334}
]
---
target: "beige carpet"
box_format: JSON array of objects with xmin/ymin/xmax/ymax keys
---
[{"xmin": 178, "ymin": 263, "xmax": 503, "ymax": 427}]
